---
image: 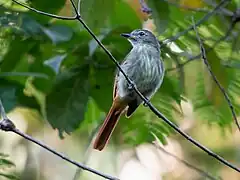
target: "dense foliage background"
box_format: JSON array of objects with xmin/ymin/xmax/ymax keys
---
[{"xmin": 0, "ymin": 0, "xmax": 240, "ymax": 179}]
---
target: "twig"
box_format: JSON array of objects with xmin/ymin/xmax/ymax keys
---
[
  {"xmin": 73, "ymin": 123, "xmax": 102, "ymax": 180},
  {"xmin": 167, "ymin": 20, "xmax": 236, "ymax": 72},
  {"xmin": 153, "ymin": 142, "xmax": 220, "ymax": 180},
  {"xmin": 192, "ymin": 17, "xmax": 240, "ymax": 132},
  {"xmin": 11, "ymin": 0, "xmax": 75, "ymax": 20},
  {"xmin": 203, "ymin": 0, "xmax": 233, "ymax": 16},
  {"xmin": 160, "ymin": 0, "xmax": 210, "ymax": 13},
  {"xmin": 163, "ymin": 0, "xmax": 230, "ymax": 44},
  {"xmin": 0, "ymin": 99, "xmax": 119, "ymax": 180},
  {"xmin": 66, "ymin": 0, "xmax": 240, "ymax": 173},
  {"xmin": 10, "ymin": 0, "xmax": 240, "ymax": 174}
]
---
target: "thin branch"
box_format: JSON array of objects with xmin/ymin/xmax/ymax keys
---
[
  {"xmin": 11, "ymin": 0, "xmax": 76, "ymax": 20},
  {"xmin": 160, "ymin": 0, "xmax": 211, "ymax": 13},
  {"xmin": 73, "ymin": 123, "xmax": 101, "ymax": 180},
  {"xmin": 0, "ymin": 72, "xmax": 49, "ymax": 79},
  {"xmin": 167, "ymin": 20, "xmax": 236, "ymax": 72},
  {"xmin": 192, "ymin": 17, "xmax": 240, "ymax": 132},
  {"xmin": 153, "ymin": 141, "xmax": 220, "ymax": 180},
  {"xmin": 78, "ymin": 0, "xmax": 81, "ymax": 13},
  {"xmin": 172, "ymin": 55, "xmax": 185, "ymax": 93},
  {"xmin": 163, "ymin": 0, "xmax": 230, "ymax": 44},
  {"xmin": 203, "ymin": 0, "xmax": 233, "ymax": 16},
  {"xmin": 10, "ymin": 0, "xmax": 240, "ymax": 173},
  {"xmin": 0, "ymin": 99, "xmax": 118, "ymax": 180},
  {"xmin": 66, "ymin": 0, "xmax": 240, "ymax": 173}
]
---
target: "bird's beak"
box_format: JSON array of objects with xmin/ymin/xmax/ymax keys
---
[
  {"xmin": 121, "ymin": 33, "xmax": 136, "ymax": 40},
  {"xmin": 121, "ymin": 33, "xmax": 131, "ymax": 38}
]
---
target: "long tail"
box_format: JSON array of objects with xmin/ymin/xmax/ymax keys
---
[{"xmin": 93, "ymin": 99, "xmax": 126, "ymax": 151}]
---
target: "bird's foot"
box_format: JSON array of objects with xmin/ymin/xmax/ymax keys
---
[{"xmin": 143, "ymin": 99, "xmax": 150, "ymax": 107}]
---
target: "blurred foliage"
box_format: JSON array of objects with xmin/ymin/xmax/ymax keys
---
[
  {"xmin": 0, "ymin": 153, "xmax": 18, "ymax": 179},
  {"xmin": 0, "ymin": 0, "xmax": 240, "ymax": 150}
]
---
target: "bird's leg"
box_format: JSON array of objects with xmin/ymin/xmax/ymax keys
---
[
  {"xmin": 127, "ymin": 79, "xmax": 136, "ymax": 90},
  {"xmin": 143, "ymin": 99, "xmax": 150, "ymax": 107}
]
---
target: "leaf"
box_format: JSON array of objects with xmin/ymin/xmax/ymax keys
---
[
  {"xmin": 30, "ymin": 0, "xmax": 66, "ymax": 15},
  {"xmin": 109, "ymin": 1, "xmax": 141, "ymax": 29},
  {"xmin": 20, "ymin": 14, "xmax": 43, "ymax": 36},
  {"xmin": 147, "ymin": 0, "xmax": 169, "ymax": 33},
  {"xmin": 44, "ymin": 54, "xmax": 67, "ymax": 74},
  {"xmin": 80, "ymin": 0, "xmax": 117, "ymax": 31},
  {"xmin": 46, "ymin": 66, "xmax": 90, "ymax": 137},
  {"xmin": 0, "ymin": 158, "xmax": 15, "ymax": 167},
  {"xmin": 0, "ymin": 84, "xmax": 17, "ymax": 112},
  {"xmin": 0, "ymin": 79, "xmax": 41, "ymax": 113},
  {"xmin": 0, "ymin": 37, "xmax": 35, "ymax": 72},
  {"xmin": 0, "ymin": 6, "xmax": 19, "ymax": 29},
  {"xmin": 42, "ymin": 26, "xmax": 73, "ymax": 45},
  {"xmin": 0, "ymin": 173, "xmax": 18, "ymax": 180}
]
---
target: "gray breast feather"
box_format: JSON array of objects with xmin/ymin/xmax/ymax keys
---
[{"xmin": 116, "ymin": 45, "xmax": 164, "ymax": 100}]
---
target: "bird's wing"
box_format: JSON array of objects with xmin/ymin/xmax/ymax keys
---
[{"xmin": 113, "ymin": 73, "xmax": 118, "ymax": 99}]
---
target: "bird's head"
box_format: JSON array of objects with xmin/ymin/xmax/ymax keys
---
[{"xmin": 121, "ymin": 29, "xmax": 160, "ymax": 49}]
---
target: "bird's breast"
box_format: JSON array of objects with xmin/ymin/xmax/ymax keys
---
[{"xmin": 117, "ymin": 46, "xmax": 164, "ymax": 99}]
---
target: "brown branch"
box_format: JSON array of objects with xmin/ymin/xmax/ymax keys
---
[
  {"xmin": 192, "ymin": 17, "xmax": 240, "ymax": 132},
  {"xmin": 0, "ymin": 99, "xmax": 118, "ymax": 180},
  {"xmin": 153, "ymin": 141, "xmax": 221, "ymax": 180},
  {"xmin": 9, "ymin": 0, "xmax": 240, "ymax": 174}
]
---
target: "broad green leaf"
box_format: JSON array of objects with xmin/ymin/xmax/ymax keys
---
[
  {"xmin": 0, "ymin": 173, "xmax": 18, "ymax": 180},
  {"xmin": 46, "ymin": 66, "xmax": 90, "ymax": 137},
  {"xmin": 29, "ymin": 0, "xmax": 66, "ymax": 15},
  {"xmin": 0, "ymin": 37, "xmax": 35, "ymax": 72},
  {"xmin": 44, "ymin": 54, "xmax": 67, "ymax": 74},
  {"xmin": 90, "ymin": 62, "xmax": 115, "ymax": 112},
  {"xmin": 0, "ymin": 79, "xmax": 40, "ymax": 113},
  {"xmin": 0, "ymin": 6, "xmax": 19, "ymax": 29},
  {"xmin": 80, "ymin": 0, "xmax": 117, "ymax": 31},
  {"xmin": 147, "ymin": 0, "xmax": 169, "ymax": 33},
  {"xmin": 109, "ymin": 1, "xmax": 141, "ymax": 29},
  {"xmin": 42, "ymin": 26, "xmax": 73, "ymax": 45}
]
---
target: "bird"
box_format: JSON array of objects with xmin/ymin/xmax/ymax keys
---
[{"xmin": 93, "ymin": 29, "xmax": 165, "ymax": 151}]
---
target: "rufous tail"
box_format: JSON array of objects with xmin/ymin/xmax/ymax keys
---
[{"xmin": 93, "ymin": 100, "xmax": 126, "ymax": 151}]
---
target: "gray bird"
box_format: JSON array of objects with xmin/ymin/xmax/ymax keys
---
[{"xmin": 93, "ymin": 29, "xmax": 165, "ymax": 151}]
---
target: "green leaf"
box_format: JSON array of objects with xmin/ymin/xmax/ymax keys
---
[
  {"xmin": 44, "ymin": 54, "xmax": 67, "ymax": 74},
  {"xmin": 0, "ymin": 79, "xmax": 40, "ymax": 113},
  {"xmin": 109, "ymin": 1, "xmax": 141, "ymax": 29},
  {"xmin": 0, "ymin": 37, "xmax": 35, "ymax": 72},
  {"xmin": 0, "ymin": 173, "xmax": 18, "ymax": 180},
  {"xmin": 147, "ymin": 0, "xmax": 169, "ymax": 33},
  {"xmin": 80, "ymin": 0, "xmax": 117, "ymax": 31},
  {"xmin": 0, "ymin": 84, "xmax": 17, "ymax": 112},
  {"xmin": 30, "ymin": 0, "xmax": 66, "ymax": 15},
  {"xmin": 20, "ymin": 14, "xmax": 43, "ymax": 36},
  {"xmin": 42, "ymin": 26, "xmax": 73, "ymax": 45},
  {"xmin": 46, "ymin": 66, "xmax": 90, "ymax": 137},
  {"xmin": 0, "ymin": 6, "xmax": 19, "ymax": 29},
  {"xmin": 90, "ymin": 66, "xmax": 114, "ymax": 112}
]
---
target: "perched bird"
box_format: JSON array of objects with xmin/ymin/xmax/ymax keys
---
[{"xmin": 93, "ymin": 29, "xmax": 165, "ymax": 151}]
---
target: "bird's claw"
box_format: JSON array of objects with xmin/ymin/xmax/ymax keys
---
[
  {"xmin": 127, "ymin": 80, "xmax": 136, "ymax": 90},
  {"xmin": 143, "ymin": 99, "xmax": 150, "ymax": 107}
]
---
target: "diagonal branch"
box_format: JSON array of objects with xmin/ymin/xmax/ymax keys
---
[
  {"xmin": 140, "ymin": 0, "xmax": 211, "ymax": 13},
  {"xmin": 10, "ymin": 0, "xmax": 240, "ymax": 174},
  {"xmin": 166, "ymin": 20, "xmax": 236, "ymax": 72},
  {"xmin": 12, "ymin": 0, "xmax": 76, "ymax": 20},
  {"xmin": 163, "ymin": 0, "xmax": 230, "ymax": 44},
  {"xmin": 153, "ymin": 141, "xmax": 220, "ymax": 180},
  {"xmin": 66, "ymin": 0, "xmax": 240, "ymax": 173},
  {"xmin": 192, "ymin": 17, "xmax": 240, "ymax": 133},
  {"xmin": 0, "ymin": 99, "xmax": 118, "ymax": 180}
]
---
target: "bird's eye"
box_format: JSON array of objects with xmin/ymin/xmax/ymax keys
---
[{"xmin": 139, "ymin": 31, "xmax": 145, "ymax": 36}]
